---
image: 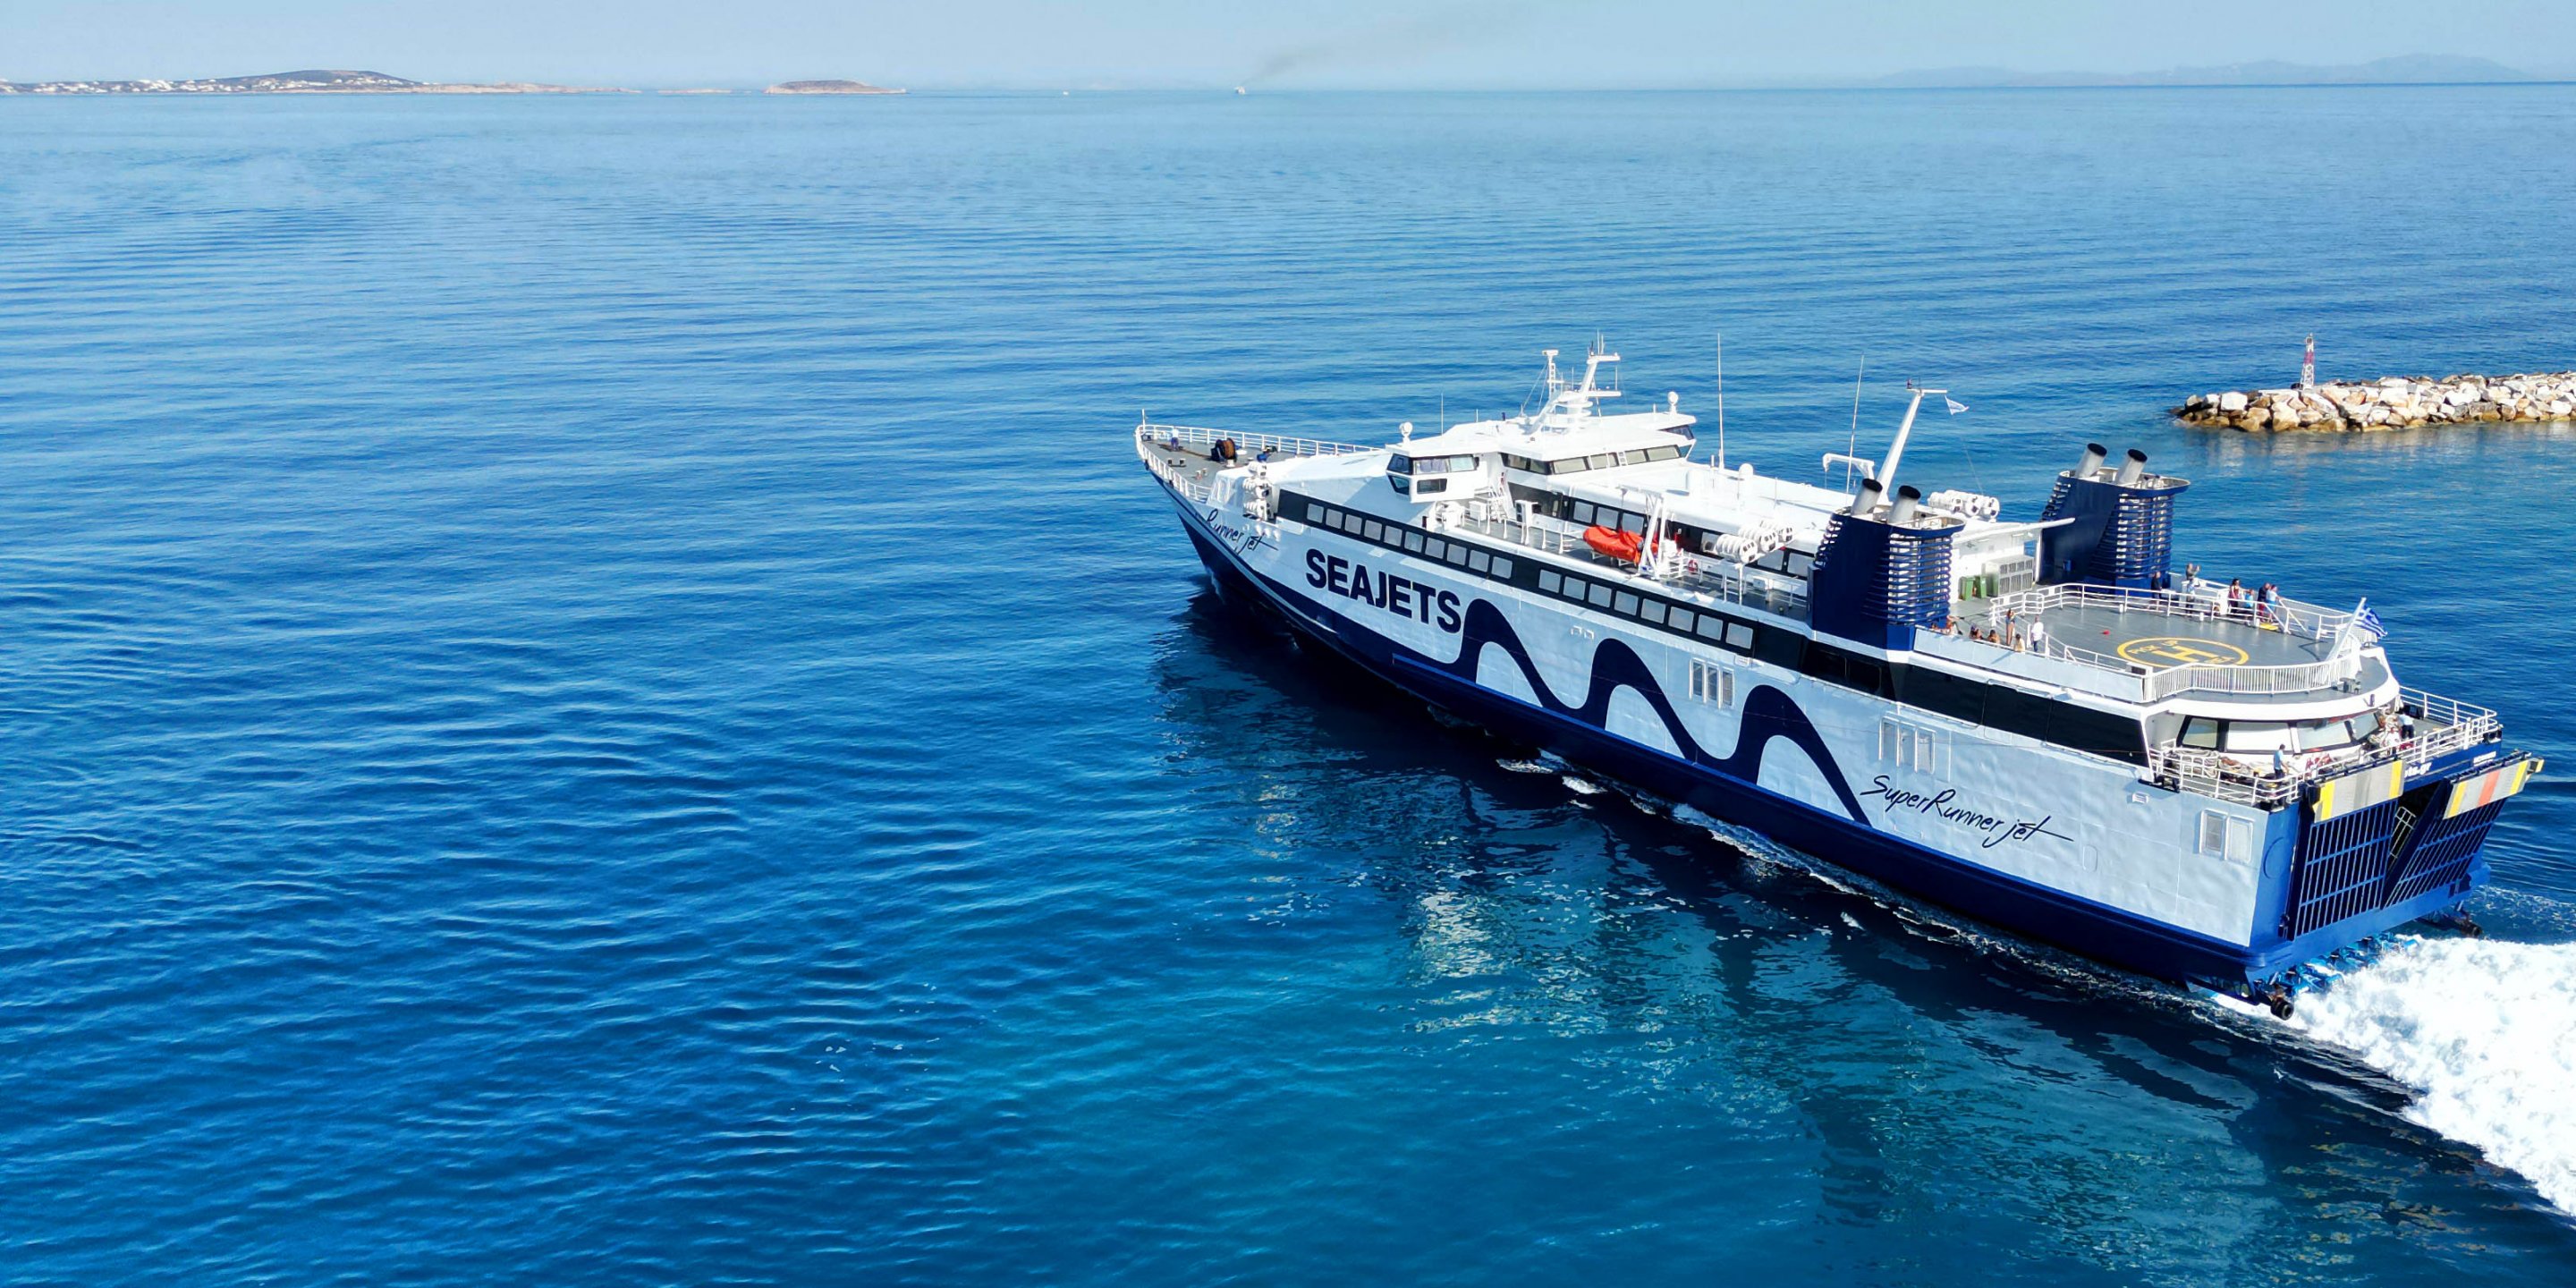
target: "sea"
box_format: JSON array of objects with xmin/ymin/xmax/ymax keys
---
[{"xmin": 3, "ymin": 87, "xmax": 2574, "ymax": 1284}]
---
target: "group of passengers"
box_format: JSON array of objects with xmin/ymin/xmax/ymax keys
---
[
  {"xmin": 2178, "ymin": 564, "xmax": 2285, "ymax": 625},
  {"xmin": 1947, "ymin": 611, "xmax": 2046, "ymax": 655},
  {"xmin": 1163, "ymin": 434, "xmax": 1272, "ymax": 466}
]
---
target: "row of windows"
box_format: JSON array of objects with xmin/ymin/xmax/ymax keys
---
[
  {"xmin": 1301, "ymin": 500, "xmax": 1515, "ymax": 580},
  {"xmin": 1533, "ymin": 566, "xmax": 1758, "ymax": 652},
  {"xmin": 2178, "ymin": 711, "xmax": 2385, "ymax": 754},
  {"xmin": 1391, "ymin": 453, "xmax": 1479, "ymax": 475},
  {"xmin": 1498, "ymin": 445, "xmax": 1685, "ymax": 477},
  {"xmin": 1565, "ymin": 499, "xmax": 1653, "ymax": 535}
]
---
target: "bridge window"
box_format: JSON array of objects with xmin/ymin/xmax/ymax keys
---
[
  {"xmin": 2220, "ymin": 721, "xmax": 2292, "ymax": 753},
  {"xmin": 2198, "ymin": 810, "xmax": 2256, "ymax": 863},
  {"xmin": 1690, "ymin": 660, "xmax": 1734, "ymax": 708}
]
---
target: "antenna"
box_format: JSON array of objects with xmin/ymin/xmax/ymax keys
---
[
  {"xmin": 1715, "ymin": 333, "xmax": 1726, "ymax": 470},
  {"xmin": 1845, "ymin": 357, "xmax": 1865, "ymax": 489}
]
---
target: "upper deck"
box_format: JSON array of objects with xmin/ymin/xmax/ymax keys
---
[
  {"xmin": 1138, "ymin": 418, "xmax": 2393, "ymax": 706},
  {"xmin": 1133, "ymin": 344, "xmax": 2500, "ymax": 806}
]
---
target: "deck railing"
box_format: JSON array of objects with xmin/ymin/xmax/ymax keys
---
[
  {"xmin": 1975, "ymin": 580, "xmax": 2366, "ymax": 699},
  {"xmin": 1993, "ymin": 580, "xmax": 2354, "ymax": 641},
  {"xmin": 2145, "ymin": 687, "xmax": 2503, "ymax": 807},
  {"xmin": 1139, "ymin": 422, "xmax": 1371, "ymax": 460}
]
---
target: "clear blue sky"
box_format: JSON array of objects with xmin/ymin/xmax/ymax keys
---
[{"xmin": 9, "ymin": 0, "xmax": 2572, "ymax": 88}]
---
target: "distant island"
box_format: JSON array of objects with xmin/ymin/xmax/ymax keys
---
[
  {"xmin": 1862, "ymin": 54, "xmax": 2539, "ymax": 89},
  {"xmin": 766, "ymin": 80, "xmax": 905, "ymax": 95},
  {"xmin": 0, "ymin": 69, "xmax": 631, "ymax": 95}
]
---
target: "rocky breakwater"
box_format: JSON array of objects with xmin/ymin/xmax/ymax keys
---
[{"xmin": 2178, "ymin": 372, "xmax": 2576, "ymax": 431}]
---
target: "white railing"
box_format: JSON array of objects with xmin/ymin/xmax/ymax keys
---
[
  {"xmin": 2140, "ymin": 650, "xmax": 2364, "ymax": 701},
  {"xmin": 1970, "ymin": 580, "xmax": 2365, "ymax": 699},
  {"xmin": 2145, "ymin": 687, "xmax": 2504, "ymax": 807},
  {"xmin": 1993, "ymin": 580, "xmax": 2354, "ymax": 642},
  {"xmin": 1138, "ymin": 422, "xmax": 1372, "ymax": 460}
]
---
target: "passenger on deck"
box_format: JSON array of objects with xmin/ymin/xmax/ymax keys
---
[
  {"xmin": 2258, "ymin": 582, "xmax": 2283, "ymax": 623},
  {"xmin": 2029, "ymin": 620, "xmax": 2049, "ymax": 653},
  {"xmin": 1254, "ymin": 445, "xmax": 1274, "ymax": 462},
  {"xmin": 1164, "ymin": 431, "xmax": 1183, "ymax": 452},
  {"xmin": 2226, "ymin": 578, "xmax": 2249, "ymax": 621},
  {"xmin": 1210, "ymin": 437, "xmax": 1240, "ymax": 464}
]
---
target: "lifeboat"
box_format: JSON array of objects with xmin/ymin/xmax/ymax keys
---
[{"xmin": 1582, "ymin": 524, "xmax": 1644, "ymax": 563}]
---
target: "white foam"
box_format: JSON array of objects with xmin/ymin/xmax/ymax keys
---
[{"xmin": 2289, "ymin": 936, "xmax": 2576, "ymax": 1214}]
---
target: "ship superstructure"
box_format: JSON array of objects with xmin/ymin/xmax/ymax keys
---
[{"xmin": 1135, "ymin": 346, "xmax": 2536, "ymax": 1010}]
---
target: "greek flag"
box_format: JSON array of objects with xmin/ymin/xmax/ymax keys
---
[
  {"xmin": 1944, "ymin": 396, "xmax": 1969, "ymax": 415},
  {"xmin": 2354, "ymin": 598, "xmax": 2388, "ymax": 641}
]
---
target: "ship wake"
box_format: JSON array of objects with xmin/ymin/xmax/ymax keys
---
[{"xmin": 2288, "ymin": 936, "xmax": 2576, "ymax": 1214}]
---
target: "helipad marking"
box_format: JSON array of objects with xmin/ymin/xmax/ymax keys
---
[{"xmin": 2115, "ymin": 635, "xmax": 2252, "ymax": 668}]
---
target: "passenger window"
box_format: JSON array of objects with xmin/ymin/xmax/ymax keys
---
[
  {"xmin": 1640, "ymin": 601, "xmax": 1667, "ymax": 625},
  {"xmin": 1667, "ymin": 608, "xmax": 1694, "ymax": 633},
  {"xmin": 1588, "ymin": 583, "xmax": 1614, "ymax": 607},
  {"xmin": 1571, "ymin": 503, "xmax": 1596, "ymax": 525},
  {"xmin": 1445, "ymin": 546, "xmax": 1469, "ymax": 566},
  {"xmin": 2180, "ymin": 717, "xmax": 2222, "ymax": 750},
  {"xmin": 1492, "ymin": 557, "xmax": 1513, "ymax": 579},
  {"xmin": 1538, "ymin": 570, "xmax": 1562, "ymax": 594},
  {"xmin": 1403, "ymin": 531, "xmax": 1425, "ymax": 552},
  {"xmin": 1696, "ymin": 616, "xmax": 1724, "ymax": 640},
  {"xmin": 1468, "ymin": 551, "xmax": 1490, "ymax": 572},
  {"xmin": 1725, "ymin": 623, "xmax": 1754, "ymax": 649},
  {"xmin": 1363, "ymin": 520, "xmax": 1385, "ymax": 540},
  {"xmin": 1415, "ymin": 478, "xmax": 1448, "ymax": 496}
]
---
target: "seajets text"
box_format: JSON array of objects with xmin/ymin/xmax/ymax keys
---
[
  {"xmin": 1863, "ymin": 776, "xmax": 2072, "ymax": 850},
  {"xmin": 1307, "ymin": 551, "xmax": 1462, "ymax": 632}
]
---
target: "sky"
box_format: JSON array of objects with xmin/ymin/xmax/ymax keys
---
[{"xmin": 7, "ymin": 0, "xmax": 2573, "ymax": 89}]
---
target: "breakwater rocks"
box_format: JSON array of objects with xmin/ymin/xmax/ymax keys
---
[{"xmin": 2177, "ymin": 372, "xmax": 2576, "ymax": 431}]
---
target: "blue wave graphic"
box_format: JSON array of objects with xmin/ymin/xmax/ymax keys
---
[{"xmin": 1250, "ymin": 549, "xmax": 1872, "ymax": 824}]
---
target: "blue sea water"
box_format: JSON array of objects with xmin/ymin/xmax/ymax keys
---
[{"xmin": 4, "ymin": 86, "xmax": 2576, "ymax": 1284}]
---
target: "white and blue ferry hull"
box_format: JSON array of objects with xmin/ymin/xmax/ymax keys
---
[{"xmin": 1160, "ymin": 486, "xmax": 2512, "ymax": 992}]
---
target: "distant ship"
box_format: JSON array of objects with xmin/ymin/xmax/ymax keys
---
[{"xmin": 1137, "ymin": 344, "xmax": 2537, "ymax": 1014}]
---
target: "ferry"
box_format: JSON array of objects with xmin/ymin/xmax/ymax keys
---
[{"xmin": 1135, "ymin": 346, "xmax": 2538, "ymax": 1014}]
